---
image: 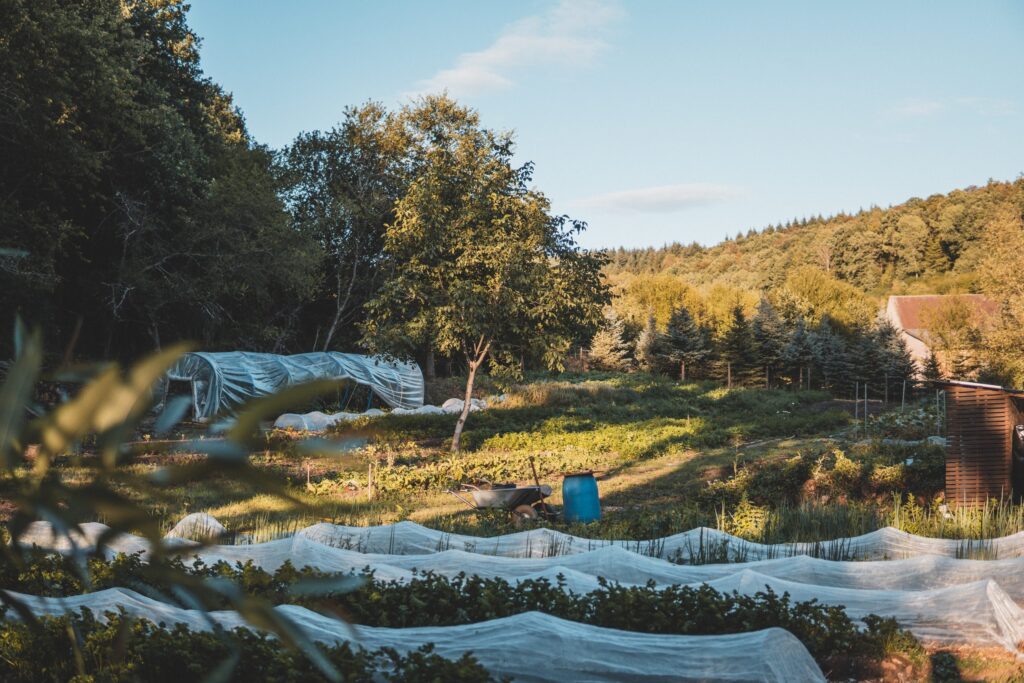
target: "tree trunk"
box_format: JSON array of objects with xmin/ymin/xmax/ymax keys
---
[
  {"xmin": 452, "ymin": 363, "xmax": 477, "ymax": 453},
  {"xmin": 452, "ymin": 339, "xmax": 491, "ymax": 452},
  {"xmin": 425, "ymin": 348, "xmax": 436, "ymax": 380},
  {"xmin": 680, "ymin": 361, "xmax": 686, "ymax": 382},
  {"xmin": 727, "ymin": 362, "xmax": 732, "ymax": 389}
]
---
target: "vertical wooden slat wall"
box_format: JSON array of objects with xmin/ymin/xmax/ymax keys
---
[{"xmin": 945, "ymin": 384, "xmax": 1011, "ymax": 505}]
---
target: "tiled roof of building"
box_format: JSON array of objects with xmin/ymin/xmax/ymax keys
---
[{"xmin": 886, "ymin": 294, "xmax": 998, "ymax": 342}]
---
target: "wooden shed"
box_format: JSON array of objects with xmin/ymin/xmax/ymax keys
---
[{"xmin": 938, "ymin": 381, "xmax": 1024, "ymax": 505}]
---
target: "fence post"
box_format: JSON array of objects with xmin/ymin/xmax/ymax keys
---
[
  {"xmin": 367, "ymin": 462, "xmax": 375, "ymax": 501},
  {"xmin": 864, "ymin": 383, "xmax": 868, "ymax": 431}
]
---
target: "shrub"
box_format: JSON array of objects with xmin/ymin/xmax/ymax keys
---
[
  {"xmin": 0, "ymin": 551, "xmax": 922, "ymax": 678},
  {"xmin": 0, "ymin": 609, "xmax": 497, "ymax": 683}
]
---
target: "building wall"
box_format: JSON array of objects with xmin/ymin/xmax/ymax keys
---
[{"xmin": 901, "ymin": 331, "xmax": 930, "ymax": 368}]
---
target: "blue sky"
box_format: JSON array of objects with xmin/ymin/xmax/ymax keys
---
[{"xmin": 188, "ymin": 0, "xmax": 1024, "ymax": 249}]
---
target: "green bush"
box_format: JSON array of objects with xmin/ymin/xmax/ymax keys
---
[
  {"xmin": 0, "ymin": 609, "xmax": 497, "ymax": 683},
  {"xmin": 0, "ymin": 551, "xmax": 922, "ymax": 678}
]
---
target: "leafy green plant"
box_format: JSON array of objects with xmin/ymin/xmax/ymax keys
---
[
  {"xmin": 0, "ymin": 609, "xmax": 497, "ymax": 683},
  {"xmin": 0, "ymin": 327, "xmax": 360, "ymax": 680},
  {"xmin": 0, "ymin": 550, "xmax": 921, "ymax": 679}
]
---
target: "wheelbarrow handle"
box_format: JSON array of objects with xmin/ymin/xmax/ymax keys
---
[{"xmin": 445, "ymin": 489, "xmax": 479, "ymax": 510}]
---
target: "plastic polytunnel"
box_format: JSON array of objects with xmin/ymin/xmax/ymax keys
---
[{"xmin": 156, "ymin": 352, "xmax": 424, "ymax": 421}]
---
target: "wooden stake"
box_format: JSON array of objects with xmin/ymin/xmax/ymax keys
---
[
  {"xmin": 864, "ymin": 384, "xmax": 868, "ymax": 430},
  {"xmin": 367, "ymin": 462, "xmax": 375, "ymax": 501}
]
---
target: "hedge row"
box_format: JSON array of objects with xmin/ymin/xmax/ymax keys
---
[
  {"xmin": 0, "ymin": 609, "xmax": 497, "ymax": 683},
  {"xmin": 0, "ymin": 550, "xmax": 923, "ymax": 679}
]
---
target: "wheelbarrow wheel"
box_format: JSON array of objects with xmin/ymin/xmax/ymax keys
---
[
  {"xmin": 512, "ymin": 504, "xmax": 538, "ymax": 526},
  {"xmin": 534, "ymin": 502, "xmax": 558, "ymax": 521}
]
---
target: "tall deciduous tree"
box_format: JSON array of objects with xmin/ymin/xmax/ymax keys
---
[
  {"xmin": 979, "ymin": 202, "xmax": 1024, "ymax": 385},
  {"xmin": 361, "ymin": 96, "xmax": 607, "ymax": 451},
  {"xmin": 0, "ymin": 0, "xmax": 317, "ymax": 358},
  {"xmin": 278, "ymin": 104, "xmax": 409, "ymax": 352}
]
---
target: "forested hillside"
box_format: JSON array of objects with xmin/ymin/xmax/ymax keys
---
[
  {"xmin": 606, "ymin": 179, "xmax": 1023, "ymax": 296},
  {"xmin": 602, "ymin": 179, "xmax": 1024, "ymax": 387}
]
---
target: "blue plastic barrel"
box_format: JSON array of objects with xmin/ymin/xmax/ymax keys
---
[{"xmin": 562, "ymin": 471, "xmax": 601, "ymax": 523}]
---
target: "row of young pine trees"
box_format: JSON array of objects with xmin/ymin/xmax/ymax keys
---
[{"xmin": 589, "ymin": 299, "xmax": 919, "ymax": 395}]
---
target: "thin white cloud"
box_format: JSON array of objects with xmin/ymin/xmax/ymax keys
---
[
  {"xmin": 890, "ymin": 96, "xmax": 1016, "ymax": 118},
  {"xmin": 407, "ymin": 0, "xmax": 624, "ymax": 98},
  {"xmin": 955, "ymin": 96, "xmax": 1016, "ymax": 117},
  {"xmin": 891, "ymin": 98, "xmax": 946, "ymax": 117},
  {"xmin": 571, "ymin": 183, "xmax": 742, "ymax": 214}
]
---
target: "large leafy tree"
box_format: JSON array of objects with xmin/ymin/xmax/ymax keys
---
[
  {"xmin": 362, "ymin": 96, "xmax": 608, "ymax": 451},
  {"xmin": 979, "ymin": 202, "xmax": 1024, "ymax": 385},
  {"xmin": 0, "ymin": 0, "xmax": 317, "ymax": 358},
  {"xmin": 278, "ymin": 103, "xmax": 409, "ymax": 352}
]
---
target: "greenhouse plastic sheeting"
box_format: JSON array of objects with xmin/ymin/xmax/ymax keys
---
[
  {"xmin": 3, "ymin": 588, "xmax": 824, "ymax": 682},
  {"xmin": 157, "ymin": 352, "xmax": 423, "ymax": 420}
]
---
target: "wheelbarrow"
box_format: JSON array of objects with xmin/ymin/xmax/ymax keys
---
[{"xmin": 447, "ymin": 483, "xmax": 556, "ymax": 524}]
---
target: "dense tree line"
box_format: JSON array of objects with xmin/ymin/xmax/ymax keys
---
[
  {"xmin": 0, "ymin": 1, "xmax": 606, "ymax": 378},
  {"xmin": 590, "ymin": 297, "xmax": 917, "ymax": 397},
  {"xmin": 605, "ymin": 179, "xmax": 1023, "ymax": 296},
  {"xmin": 605, "ymin": 179, "xmax": 1024, "ymax": 387},
  {"xmin": 1, "ymin": 0, "xmax": 320, "ymax": 358}
]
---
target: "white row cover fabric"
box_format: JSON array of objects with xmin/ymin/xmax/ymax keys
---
[
  {"xmin": 274, "ymin": 408, "xmax": 385, "ymax": 431},
  {"xmin": 158, "ymin": 352, "xmax": 423, "ymax": 420},
  {"xmin": 17, "ymin": 515, "xmax": 1024, "ymax": 654},
  {"xmin": 273, "ymin": 397, "xmax": 488, "ymax": 433},
  {"xmin": 4, "ymin": 587, "xmax": 824, "ymax": 682},
  {"xmin": 295, "ymin": 520, "xmax": 1024, "ymax": 562},
  {"xmin": 24, "ymin": 518, "xmax": 1024, "ymax": 604}
]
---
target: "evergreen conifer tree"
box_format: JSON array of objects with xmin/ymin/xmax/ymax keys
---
[
  {"xmin": 922, "ymin": 350, "xmax": 944, "ymax": 382},
  {"xmin": 752, "ymin": 298, "xmax": 787, "ymax": 387},
  {"xmin": 810, "ymin": 319, "xmax": 854, "ymax": 393},
  {"xmin": 588, "ymin": 312, "xmax": 631, "ymax": 371},
  {"xmin": 663, "ymin": 304, "xmax": 711, "ymax": 381},
  {"xmin": 717, "ymin": 306, "xmax": 758, "ymax": 387},
  {"xmin": 636, "ymin": 315, "xmax": 670, "ymax": 374},
  {"xmin": 783, "ymin": 319, "xmax": 815, "ymax": 389}
]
